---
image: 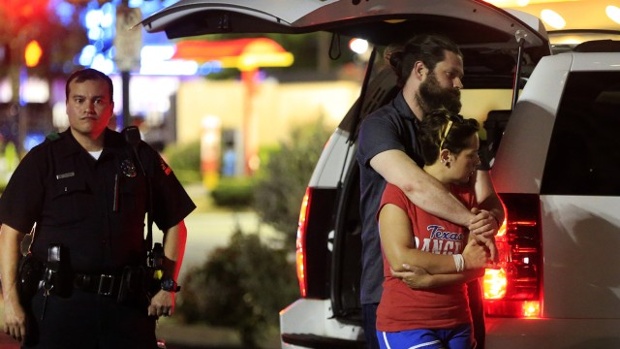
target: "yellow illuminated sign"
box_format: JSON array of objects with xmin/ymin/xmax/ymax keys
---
[{"xmin": 24, "ymin": 40, "xmax": 43, "ymax": 68}]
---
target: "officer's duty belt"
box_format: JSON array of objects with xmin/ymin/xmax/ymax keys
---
[{"xmin": 73, "ymin": 272, "xmax": 122, "ymax": 297}]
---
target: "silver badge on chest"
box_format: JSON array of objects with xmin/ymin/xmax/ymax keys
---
[{"xmin": 121, "ymin": 159, "xmax": 137, "ymax": 178}]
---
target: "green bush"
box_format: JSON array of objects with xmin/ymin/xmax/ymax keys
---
[
  {"xmin": 163, "ymin": 140, "xmax": 201, "ymax": 184},
  {"xmin": 175, "ymin": 119, "xmax": 331, "ymax": 347},
  {"xmin": 252, "ymin": 120, "xmax": 332, "ymax": 247},
  {"xmin": 178, "ymin": 230, "xmax": 297, "ymax": 348},
  {"xmin": 210, "ymin": 177, "xmax": 255, "ymax": 208}
]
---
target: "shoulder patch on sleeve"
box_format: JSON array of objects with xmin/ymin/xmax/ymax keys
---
[
  {"xmin": 46, "ymin": 132, "xmax": 60, "ymax": 141},
  {"xmin": 159, "ymin": 157, "xmax": 172, "ymax": 176}
]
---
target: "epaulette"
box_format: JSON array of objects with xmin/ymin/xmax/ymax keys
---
[{"xmin": 46, "ymin": 132, "xmax": 61, "ymax": 141}]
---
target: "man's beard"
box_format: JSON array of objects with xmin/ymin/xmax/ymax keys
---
[{"xmin": 416, "ymin": 71, "xmax": 461, "ymax": 115}]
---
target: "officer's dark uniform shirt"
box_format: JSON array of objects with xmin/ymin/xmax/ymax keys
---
[
  {"xmin": 0, "ymin": 128, "xmax": 196, "ymax": 273},
  {"xmin": 356, "ymin": 91, "xmax": 424, "ymax": 306}
]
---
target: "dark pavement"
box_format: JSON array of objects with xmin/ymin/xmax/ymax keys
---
[
  {"xmin": 0, "ymin": 329, "xmax": 247, "ymax": 349},
  {"xmin": 0, "ymin": 320, "xmax": 279, "ymax": 348},
  {"xmin": 0, "ymin": 333, "xmax": 245, "ymax": 349}
]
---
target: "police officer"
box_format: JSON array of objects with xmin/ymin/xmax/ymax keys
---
[{"xmin": 0, "ymin": 68, "xmax": 196, "ymax": 348}]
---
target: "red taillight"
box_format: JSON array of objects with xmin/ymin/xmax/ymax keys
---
[
  {"xmin": 484, "ymin": 194, "xmax": 542, "ymax": 318},
  {"xmin": 295, "ymin": 188, "xmax": 312, "ymax": 297}
]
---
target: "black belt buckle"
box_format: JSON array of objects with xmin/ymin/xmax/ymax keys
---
[{"xmin": 97, "ymin": 274, "xmax": 116, "ymax": 296}]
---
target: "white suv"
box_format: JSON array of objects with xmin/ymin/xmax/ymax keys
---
[
  {"xmin": 140, "ymin": 1, "xmax": 619, "ymax": 348},
  {"xmin": 483, "ymin": 38, "xmax": 620, "ymax": 348}
]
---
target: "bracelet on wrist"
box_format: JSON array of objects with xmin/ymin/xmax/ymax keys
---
[{"xmin": 452, "ymin": 254, "xmax": 465, "ymax": 272}]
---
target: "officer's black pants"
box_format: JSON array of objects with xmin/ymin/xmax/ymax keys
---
[{"xmin": 24, "ymin": 288, "xmax": 157, "ymax": 349}]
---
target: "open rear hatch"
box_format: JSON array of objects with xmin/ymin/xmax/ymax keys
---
[{"xmin": 141, "ymin": 0, "xmax": 551, "ymax": 89}]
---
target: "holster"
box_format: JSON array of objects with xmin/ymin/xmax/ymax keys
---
[
  {"xmin": 42, "ymin": 244, "xmax": 72, "ymax": 298},
  {"xmin": 117, "ymin": 266, "xmax": 154, "ymax": 307},
  {"xmin": 17, "ymin": 253, "xmax": 44, "ymax": 306},
  {"xmin": 18, "ymin": 253, "xmax": 44, "ymax": 346}
]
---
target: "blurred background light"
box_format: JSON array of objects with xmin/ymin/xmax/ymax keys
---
[
  {"xmin": 349, "ymin": 38, "xmax": 369, "ymax": 55},
  {"xmin": 606, "ymin": 5, "xmax": 620, "ymax": 24},
  {"xmin": 139, "ymin": 45, "xmax": 199, "ymax": 76},
  {"xmin": 85, "ymin": 8, "xmax": 104, "ymax": 29},
  {"xmin": 91, "ymin": 53, "xmax": 114, "ymax": 75},
  {"xmin": 100, "ymin": 3, "xmax": 115, "ymax": 28},
  {"xmin": 54, "ymin": 1, "xmax": 75, "ymax": 26},
  {"xmin": 22, "ymin": 77, "xmax": 50, "ymax": 103},
  {"xmin": 79, "ymin": 45, "xmax": 97, "ymax": 66},
  {"xmin": 541, "ymin": 9, "xmax": 566, "ymax": 29}
]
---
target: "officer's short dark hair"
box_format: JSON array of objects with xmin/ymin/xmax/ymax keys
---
[
  {"xmin": 387, "ymin": 34, "xmax": 462, "ymax": 88},
  {"xmin": 66, "ymin": 68, "xmax": 114, "ymax": 103}
]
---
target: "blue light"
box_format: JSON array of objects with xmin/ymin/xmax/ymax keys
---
[
  {"xmin": 24, "ymin": 133, "xmax": 46, "ymax": 152},
  {"xmin": 91, "ymin": 54, "xmax": 115, "ymax": 75},
  {"xmin": 75, "ymin": 0, "xmax": 175, "ymax": 72},
  {"xmin": 128, "ymin": 0, "xmax": 144, "ymax": 8},
  {"xmin": 85, "ymin": 9, "xmax": 104, "ymax": 29},
  {"xmin": 100, "ymin": 3, "xmax": 115, "ymax": 28},
  {"xmin": 79, "ymin": 45, "xmax": 97, "ymax": 66},
  {"xmin": 53, "ymin": 0, "xmax": 75, "ymax": 26},
  {"xmin": 88, "ymin": 27, "xmax": 104, "ymax": 41},
  {"xmin": 198, "ymin": 62, "xmax": 223, "ymax": 76}
]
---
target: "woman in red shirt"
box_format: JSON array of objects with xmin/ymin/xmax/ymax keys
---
[{"xmin": 376, "ymin": 110, "xmax": 494, "ymax": 349}]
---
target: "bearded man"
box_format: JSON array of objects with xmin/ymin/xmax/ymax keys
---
[{"xmin": 356, "ymin": 34, "xmax": 504, "ymax": 349}]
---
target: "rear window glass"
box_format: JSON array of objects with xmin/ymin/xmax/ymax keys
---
[{"xmin": 541, "ymin": 71, "xmax": 620, "ymax": 196}]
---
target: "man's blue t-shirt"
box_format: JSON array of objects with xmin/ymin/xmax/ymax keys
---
[{"xmin": 356, "ymin": 91, "xmax": 424, "ymax": 305}]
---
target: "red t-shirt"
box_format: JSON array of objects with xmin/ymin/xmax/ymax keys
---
[{"xmin": 376, "ymin": 182, "xmax": 476, "ymax": 332}]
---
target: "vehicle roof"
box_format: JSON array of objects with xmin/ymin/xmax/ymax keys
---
[{"xmin": 140, "ymin": 0, "xmax": 552, "ymax": 89}]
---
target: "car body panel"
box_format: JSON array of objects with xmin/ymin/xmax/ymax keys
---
[
  {"xmin": 492, "ymin": 50, "xmax": 620, "ymax": 194},
  {"xmin": 488, "ymin": 50, "xmax": 620, "ymax": 347},
  {"xmin": 490, "ymin": 54, "xmax": 570, "ymax": 194},
  {"xmin": 140, "ymin": 0, "xmax": 550, "ymax": 89},
  {"xmin": 279, "ymin": 299, "xmax": 363, "ymax": 348},
  {"xmin": 571, "ymin": 51, "xmax": 620, "ymax": 71},
  {"xmin": 141, "ymin": 0, "xmax": 548, "ymax": 48},
  {"xmin": 140, "ymin": 0, "xmax": 335, "ymax": 35},
  {"xmin": 486, "ymin": 318, "xmax": 620, "ymax": 348},
  {"xmin": 307, "ymin": 129, "xmax": 354, "ymax": 188},
  {"xmin": 540, "ymin": 195, "xmax": 620, "ymax": 319}
]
